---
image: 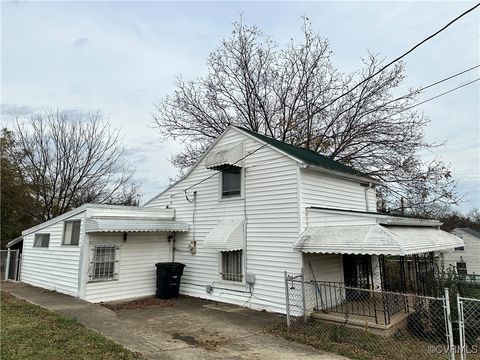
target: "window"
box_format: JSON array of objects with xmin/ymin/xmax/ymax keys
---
[
  {"xmin": 221, "ymin": 166, "xmax": 241, "ymax": 198},
  {"xmin": 221, "ymin": 250, "xmax": 243, "ymax": 282},
  {"xmin": 456, "ymin": 262, "xmax": 467, "ymax": 276},
  {"xmin": 90, "ymin": 245, "xmax": 118, "ymax": 281},
  {"xmin": 63, "ymin": 220, "xmax": 81, "ymax": 245},
  {"xmin": 33, "ymin": 234, "xmax": 50, "ymax": 248},
  {"xmin": 454, "ymin": 246, "xmax": 465, "ymax": 251}
]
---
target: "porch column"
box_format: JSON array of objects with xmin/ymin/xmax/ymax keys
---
[{"xmin": 371, "ymin": 255, "xmax": 382, "ymax": 290}]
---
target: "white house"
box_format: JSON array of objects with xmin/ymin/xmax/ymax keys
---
[
  {"xmin": 15, "ymin": 126, "xmax": 464, "ymax": 314},
  {"xmin": 444, "ymin": 228, "xmax": 480, "ymax": 276}
]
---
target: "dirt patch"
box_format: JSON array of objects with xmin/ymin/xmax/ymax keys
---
[{"xmin": 102, "ymin": 296, "xmax": 173, "ymax": 311}]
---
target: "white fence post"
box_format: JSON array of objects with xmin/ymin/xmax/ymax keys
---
[
  {"xmin": 444, "ymin": 288, "xmax": 455, "ymax": 360},
  {"xmin": 457, "ymin": 294, "xmax": 465, "ymax": 360},
  {"xmin": 301, "ymin": 268, "xmax": 307, "ymax": 323},
  {"xmin": 284, "ymin": 271, "xmax": 291, "ymax": 327},
  {"xmin": 5, "ymin": 249, "xmax": 11, "ymax": 281}
]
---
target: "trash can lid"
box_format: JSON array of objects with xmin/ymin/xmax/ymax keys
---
[{"xmin": 155, "ymin": 262, "xmax": 186, "ymax": 268}]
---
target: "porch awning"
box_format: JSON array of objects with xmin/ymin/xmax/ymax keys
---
[
  {"xmin": 85, "ymin": 218, "xmax": 190, "ymax": 233},
  {"xmin": 205, "ymin": 141, "xmax": 244, "ymax": 170},
  {"xmin": 203, "ymin": 220, "xmax": 244, "ymax": 251},
  {"xmin": 294, "ymin": 224, "xmax": 464, "ymax": 256}
]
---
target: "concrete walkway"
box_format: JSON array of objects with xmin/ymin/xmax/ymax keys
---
[{"xmin": 2, "ymin": 282, "xmax": 348, "ymax": 360}]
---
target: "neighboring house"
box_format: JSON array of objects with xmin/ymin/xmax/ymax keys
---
[
  {"xmin": 13, "ymin": 126, "xmax": 464, "ymax": 314},
  {"xmin": 444, "ymin": 228, "xmax": 480, "ymax": 276}
]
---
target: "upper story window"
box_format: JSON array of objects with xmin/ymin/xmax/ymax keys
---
[
  {"xmin": 63, "ymin": 220, "xmax": 81, "ymax": 245},
  {"xmin": 454, "ymin": 246, "xmax": 465, "ymax": 251},
  {"xmin": 222, "ymin": 166, "xmax": 241, "ymax": 198},
  {"xmin": 33, "ymin": 234, "xmax": 50, "ymax": 248}
]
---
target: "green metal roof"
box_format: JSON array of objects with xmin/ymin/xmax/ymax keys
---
[{"xmin": 235, "ymin": 126, "xmax": 373, "ymax": 180}]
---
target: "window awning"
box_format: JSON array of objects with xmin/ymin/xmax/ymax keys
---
[
  {"xmin": 203, "ymin": 220, "xmax": 244, "ymax": 251},
  {"xmin": 294, "ymin": 225, "xmax": 464, "ymax": 256},
  {"xmin": 205, "ymin": 141, "xmax": 244, "ymax": 170},
  {"xmin": 85, "ymin": 218, "xmax": 189, "ymax": 233}
]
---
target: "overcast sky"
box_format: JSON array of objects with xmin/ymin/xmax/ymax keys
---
[{"xmin": 2, "ymin": 1, "xmax": 479, "ymax": 212}]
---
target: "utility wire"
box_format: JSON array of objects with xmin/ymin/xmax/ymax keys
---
[
  {"xmin": 184, "ymin": 143, "xmax": 268, "ymax": 195},
  {"xmin": 403, "ymin": 77, "xmax": 479, "ymax": 112},
  {"xmin": 416, "ymin": 64, "xmax": 479, "ymax": 92},
  {"xmin": 175, "ymin": 77, "xmax": 478, "ymax": 199},
  {"xmin": 327, "ymin": 64, "xmax": 480, "ymax": 124},
  {"xmin": 316, "ymin": 3, "xmax": 480, "ymax": 112}
]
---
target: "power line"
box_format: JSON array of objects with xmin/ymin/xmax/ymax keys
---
[
  {"xmin": 317, "ymin": 3, "xmax": 480, "ymax": 112},
  {"xmin": 332, "ymin": 64, "xmax": 480, "ymax": 122},
  {"xmin": 417, "ymin": 64, "xmax": 479, "ymax": 92},
  {"xmin": 403, "ymin": 77, "xmax": 479, "ymax": 112}
]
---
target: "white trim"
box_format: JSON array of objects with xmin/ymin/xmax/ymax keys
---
[
  {"xmin": 22, "ymin": 204, "xmax": 150, "ymax": 236},
  {"xmin": 142, "ymin": 126, "xmax": 241, "ymax": 207}
]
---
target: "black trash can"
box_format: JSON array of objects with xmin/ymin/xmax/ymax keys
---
[{"xmin": 155, "ymin": 262, "xmax": 186, "ymax": 299}]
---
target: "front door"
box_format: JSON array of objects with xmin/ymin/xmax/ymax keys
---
[{"xmin": 343, "ymin": 254, "xmax": 372, "ymax": 300}]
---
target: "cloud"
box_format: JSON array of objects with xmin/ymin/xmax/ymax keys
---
[
  {"xmin": 72, "ymin": 37, "xmax": 89, "ymax": 49},
  {"xmin": 0, "ymin": 103, "xmax": 37, "ymax": 117}
]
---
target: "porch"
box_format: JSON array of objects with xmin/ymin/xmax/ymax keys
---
[
  {"xmin": 307, "ymin": 280, "xmax": 414, "ymax": 333},
  {"xmin": 293, "ymin": 210, "xmax": 464, "ymax": 332}
]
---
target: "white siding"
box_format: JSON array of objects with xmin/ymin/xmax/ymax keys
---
[
  {"xmin": 299, "ymin": 169, "xmax": 377, "ymax": 230},
  {"xmin": 144, "ymin": 128, "xmax": 302, "ymax": 313},
  {"xmin": 444, "ymin": 230, "xmax": 480, "ymax": 275},
  {"xmin": 84, "ymin": 233, "xmax": 170, "ymax": 302},
  {"xmin": 305, "ymin": 208, "xmax": 378, "ymax": 227},
  {"xmin": 21, "ymin": 213, "xmax": 85, "ymax": 297},
  {"xmin": 303, "ymin": 253, "xmax": 344, "ymax": 313}
]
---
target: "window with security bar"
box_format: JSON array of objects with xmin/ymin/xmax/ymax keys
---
[
  {"xmin": 90, "ymin": 245, "xmax": 119, "ymax": 281},
  {"xmin": 221, "ymin": 250, "xmax": 243, "ymax": 282}
]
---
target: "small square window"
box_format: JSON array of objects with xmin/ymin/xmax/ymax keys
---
[
  {"xmin": 222, "ymin": 166, "xmax": 241, "ymax": 198},
  {"xmin": 221, "ymin": 250, "xmax": 243, "ymax": 282},
  {"xmin": 63, "ymin": 220, "xmax": 81, "ymax": 245},
  {"xmin": 33, "ymin": 234, "xmax": 50, "ymax": 248},
  {"xmin": 90, "ymin": 245, "xmax": 118, "ymax": 281}
]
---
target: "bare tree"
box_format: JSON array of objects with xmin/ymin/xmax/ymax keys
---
[
  {"xmin": 11, "ymin": 111, "xmax": 139, "ymax": 221},
  {"xmin": 153, "ymin": 18, "xmax": 458, "ymax": 213}
]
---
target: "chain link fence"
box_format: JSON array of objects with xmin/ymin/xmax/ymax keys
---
[
  {"xmin": 0, "ymin": 249, "xmax": 21, "ymax": 281},
  {"xmin": 457, "ymin": 296, "xmax": 480, "ymax": 359},
  {"xmin": 274, "ymin": 271, "xmax": 479, "ymax": 360}
]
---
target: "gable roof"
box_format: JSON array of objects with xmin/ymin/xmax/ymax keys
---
[
  {"xmin": 234, "ymin": 126, "xmax": 373, "ymax": 180},
  {"xmin": 456, "ymin": 227, "xmax": 480, "ymax": 239}
]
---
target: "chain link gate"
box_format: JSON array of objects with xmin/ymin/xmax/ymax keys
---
[
  {"xmin": 283, "ymin": 270, "xmax": 460, "ymax": 360},
  {"xmin": 0, "ymin": 249, "xmax": 21, "ymax": 281},
  {"xmin": 457, "ymin": 295, "xmax": 480, "ymax": 359}
]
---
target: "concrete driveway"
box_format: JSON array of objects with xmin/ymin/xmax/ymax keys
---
[{"xmin": 3, "ymin": 282, "xmax": 347, "ymax": 360}]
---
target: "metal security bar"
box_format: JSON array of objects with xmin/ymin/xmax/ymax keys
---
[
  {"xmin": 221, "ymin": 250, "xmax": 243, "ymax": 282},
  {"xmin": 89, "ymin": 245, "xmax": 119, "ymax": 281}
]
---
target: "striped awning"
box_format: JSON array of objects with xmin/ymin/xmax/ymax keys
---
[
  {"xmin": 203, "ymin": 220, "xmax": 244, "ymax": 251},
  {"xmin": 205, "ymin": 141, "xmax": 244, "ymax": 170},
  {"xmin": 85, "ymin": 218, "xmax": 189, "ymax": 233},
  {"xmin": 294, "ymin": 224, "xmax": 464, "ymax": 256}
]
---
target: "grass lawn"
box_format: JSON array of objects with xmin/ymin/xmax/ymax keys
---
[
  {"xmin": 270, "ymin": 320, "xmax": 466, "ymax": 360},
  {"xmin": 1, "ymin": 291, "xmax": 143, "ymax": 360}
]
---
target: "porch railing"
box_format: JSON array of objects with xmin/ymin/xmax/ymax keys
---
[{"xmin": 309, "ymin": 280, "xmax": 409, "ymax": 325}]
